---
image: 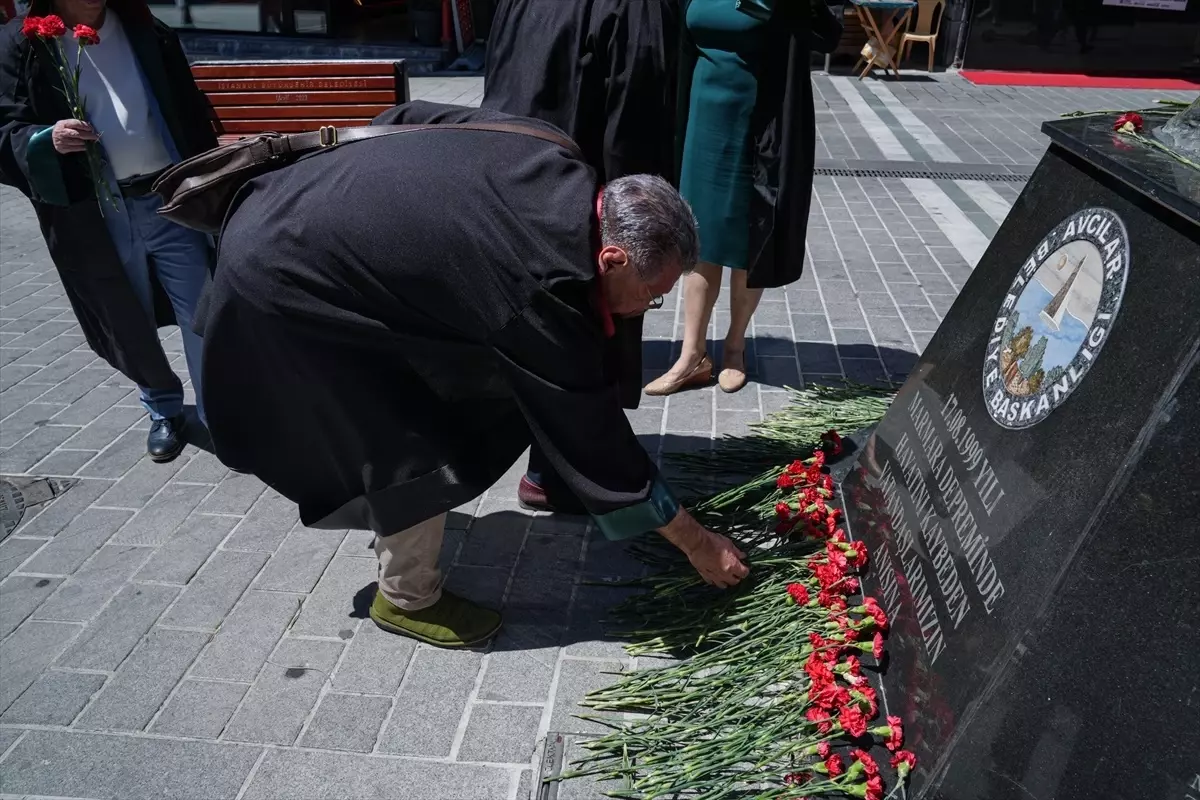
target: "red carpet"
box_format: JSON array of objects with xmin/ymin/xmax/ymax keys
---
[{"xmin": 959, "ymin": 70, "xmax": 1200, "ymax": 90}]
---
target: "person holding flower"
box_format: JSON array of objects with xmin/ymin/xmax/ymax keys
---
[{"xmin": 0, "ymin": 0, "xmax": 217, "ymax": 463}]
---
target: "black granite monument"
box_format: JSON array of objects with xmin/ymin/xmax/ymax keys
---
[{"xmin": 841, "ymin": 114, "xmax": 1200, "ymax": 799}]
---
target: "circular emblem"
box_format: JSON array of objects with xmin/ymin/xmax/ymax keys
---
[{"xmin": 983, "ymin": 207, "xmax": 1129, "ymax": 429}]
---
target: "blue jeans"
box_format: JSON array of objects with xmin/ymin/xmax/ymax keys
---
[{"xmin": 106, "ymin": 193, "xmax": 210, "ymax": 425}]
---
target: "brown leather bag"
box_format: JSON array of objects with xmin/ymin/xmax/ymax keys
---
[{"xmin": 151, "ymin": 122, "xmax": 584, "ymax": 235}]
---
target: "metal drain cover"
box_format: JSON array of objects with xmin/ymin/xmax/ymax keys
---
[{"xmin": 0, "ymin": 476, "xmax": 76, "ymax": 541}]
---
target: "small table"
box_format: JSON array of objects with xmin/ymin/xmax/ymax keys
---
[{"xmin": 849, "ymin": 0, "xmax": 916, "ymax": 79}]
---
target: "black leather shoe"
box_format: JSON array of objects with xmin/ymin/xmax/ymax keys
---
[{"xmin": 147, "ymin": 415, "xmax": 186, "ymax": 463}]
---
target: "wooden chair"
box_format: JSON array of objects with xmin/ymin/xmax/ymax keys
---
[
  {"xmin": 899, "ymin": 0, "xmax": 944, "ymax": 72},
  {"xmin": 190, "ymin": 60, "xmax": 411, "ymax": 145}
]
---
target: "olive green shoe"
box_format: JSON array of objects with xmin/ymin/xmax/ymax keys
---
[{"xmin": 369, "ymin": 590, "xmax": 502, "ymax": 648}]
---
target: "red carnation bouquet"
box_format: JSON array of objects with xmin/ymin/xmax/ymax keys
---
[{"xmin": 22, "ymin": 15, "xmax": 118, "ymax": 212}]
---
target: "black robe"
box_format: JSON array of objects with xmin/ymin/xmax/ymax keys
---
[
  {"xmin": 481, "ymin": 0, "xmax": 679, "ymax": 409},
  {"xmin": 199, "ymin": 101, "xmax": 677, "ymax": 539},
  {"xmin": 0, "ymin": 0, "xmax": 216, "ymax": 391},
  {"xmin": 675, "ymin": 0, "xmax": 843, "ymax": 289}
]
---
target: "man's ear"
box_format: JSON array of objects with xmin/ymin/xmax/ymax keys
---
[{"xmin": 596, "ymin": 245, "xmax": 628, "ymax": 277}]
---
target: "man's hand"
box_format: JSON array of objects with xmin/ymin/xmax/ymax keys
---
[
  {"xmin": 51, "ymin": 119, "xmax": 98, "ymax": 154},
  {"xmin": 657, "ymin": 508, "xmax": 749, "ymax": 588}
]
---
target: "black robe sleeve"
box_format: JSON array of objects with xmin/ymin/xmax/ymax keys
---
[
  {"xmin": 491, "ymin": 288, "xmax": 680, "ymax": 540},
  {"xmin": 0, "ymin": 24, "xmax": 67, "ymax": 205},
  {"xmin": 601, "ymin": 0, "xmax": 679, "ymax": 182}
]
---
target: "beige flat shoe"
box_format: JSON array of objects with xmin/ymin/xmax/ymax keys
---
[
  {"xmin": 644, "ymin": 355, "xmax": 713, "ymax": 396},
  {"xmin": 718, "ymin": 367, "xmax": 747, "ymax": 393}
]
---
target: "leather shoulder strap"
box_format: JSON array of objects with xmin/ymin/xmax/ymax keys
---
[{"xmin": 268, "ymin": 120, "xmax": 584, "ymax": 162}]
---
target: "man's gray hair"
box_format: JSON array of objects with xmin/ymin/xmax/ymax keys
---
[{"xmin": 601, "ymin": 175, "xmax": 699, "ymax": 280}]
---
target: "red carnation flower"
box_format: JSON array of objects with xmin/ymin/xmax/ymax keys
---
[
  {"xmin": 848, "ymin": 540, "xmax": 869, "ymax": 567},
  {"xmin": 821, "ymin": 429, "xmax": 843, "ymax": 455},
  {"xmin": 805, "ymin": 652, "xmax": 835, "ymax": 684},
  {"xmin": 72, "ymin": 24, "xmax": 100, "ymax": 45},
  {"xmin": 786, "ymin": 582, "xmax": 810, "ymax": 605},
  {"xmin": 865, "ymin": 774, "xmax": 885, "ymax": 800},
  {"xmin": 810, "ymin": 450, "xmax": 827, "ymax": 468},
  {"xmin": 863, "ymin": 598, "xmax": 889, "ymax": 631},
  {"xmin": 817, "ymin": 741, "xmax": 832, "ymax": 759},
  {"xmin": 21, "ymin": 16, "xmax": 43, "ymax": 39},
  {"xmin": 806, "ymin": 707, "xmax": 834, "ymax": 735},
  {"xmin": 1114, "ymin": 112, "xmax": 1143, "ymax": 133},
  {"xmin": 853, "ymin": 685, "xmax": 879, "ymax": 717},
  {"xmin": 824, "ymin": 753, "xmax": 845, "ymax": 777},
  {"xmin": 838, "ymin": 703, "xmax": 869, "ymax": 738},
  {"xmin": 872, "ymin": 632, "xmax": 885, "ymax": 660},
  {"xmin": 776, "ymin": 501, "xmax": 792, "ymax": 520},
  {"xmin": 810, "ymin": 681, "xmax": 851, "ymax": 711},
  {"xmin": 777, "ymin": 472, "xmax": 795, "ymax": 489},
  {"xmin": 883, "ymin": 715, "xmax": 904, "ymax": 750},
  {"xmin": 851, "ymin": 748, "xmax": 880, "ymax": 776},
  {"xmin": 826, "ymin": 541, "xmax": 849, "ymax": 570},
  {"xmin": 890, "ymin": 750, "xmax": 917, "ymax": 777},
  {"xmin": 38, "ymin": 15, "xmax": 66, "ymax": 37},
  {"xmin": 787, "ymin": 459, "xmax": 807, "ymax": 475}
]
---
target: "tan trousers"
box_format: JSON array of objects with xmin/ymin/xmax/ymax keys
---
[{"xmin": 373, "ymin": 512, "xmax": 446, "ymax": 611}]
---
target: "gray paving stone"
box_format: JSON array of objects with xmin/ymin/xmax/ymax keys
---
[
  {"xmin": 550, "ymin": 659, "xmax": 628, "ymax": 735},
  {"xmin": 0, "ymin": 730, "xmax": 259, "ymax": 800},
  {"xmin": 378, "ymin": 647, "xmax": 483, "ymax": 756},
  {"xmin": 109, "ymin": 482, "xmax": 211, "ymax": 546},
  {"xmin": 32, "ymin": 543, "xmax": 151, "ymax": 622},
  {"xmin": 255, "ymin": 526, "xmax": 344, "ymax": 593},
  {"xmin": 95, "ymin": 452, "xmax": 190, "ymax": 508},
  {"xmin": 13, "ymin": 476, "xmax": 109, "ymax": 539},
  {"xmin": 331, "ymin": 620, "xmax": 416, "ymax": 695},
  {"xmin": 223, "ymin": 637, "xmax": 343, "ymax": 745},
  {"xmin": 56, "ymin": 582, "xmax": 178, "ymax": 671},
  {"xmin": 0, "ymin": 536, "xmax": 41, "ymax": 579},
  {"xmin": 149, "ymin": 679, "xmax": 249, "ymax": 739},
  {"xmin": 0, "ymin": 726, "xmax": 23, "ymax": 756},
  {"xmin": 61, "ymin": 403, "xmax": 145, "ymax": 450},
  {"xmin": 0, "ymin": 621, "xmax": 79, "ymax": 714},
  {"xmin": 19, "ymin": 507, "xmax": 130, "ymax": 576},
  {"xmin": 52, "ymin": 384, "xmax": 127, "ymax": 425},
  {"xmin": 0, "ymin": 402, "xmax": 65, "ymax": 447},
  {"xmin": 75, "ymin": 429, "xmax": 147, "ymax": 479},
  {"xmin": 337, "ymin": 528, "xmax": 376, "ymax": 557},
  {"xmin": 160, "ymin": 549, "xmax": 269, "ymax": 631},
  {"xmin": 0, "ymin": 669, "xmax": 106, "ymax": 725},
  {"xmin": 223, "ymin": 488, "xmax": 299, "ymax": 552},
  {"xmin": 289, "ymin": 554, "xmax": 376, "ymax": 638},
  {"xmin": 190, "ymin": 590, "xmax": 303, "ymax": 682},
  {"xmin": 458, "ymin": 510, "xmax": 529, "ymax": 568},
  {"xmin": 198, "ymin": 471, "xmax": 266, "ymax": 514},
  {"xmin": 459, "ymin": 703, "xmax": 542, "ymax": 765},
  {"xmin": 663, "ymin": 385, "xmax": 711, "ymax": 433},
  {"xmin": 76, "ymin": 628, "xmax": 209, "ymax": 732},
  {"xmin": 133, "ymin": 512, "xmax": 238, "ymax": 585},
  {"xmin": 32, "ymin": 446, "xmax": 98, "ymax": 475},
  {"xmin": 443, "ymin": 564, "xmax": 510, "ymax": 609},
  {"xmin": 1, "ymin": 423, "xmax": 78, "ymax": 472},
  {"xmin": 173, "ymin": 448, "xmax": 230, "ymax": 484},
  {"xmin": 299, "ymin": 692, "xmax": 391, "ymax": 752},
  {"xmin": 0, "ymin": 574, "xmax": 63, "ymax": 638},
  {"xmin": 243, "ymin": 748, "xmax": 511, "ymax": 800}
]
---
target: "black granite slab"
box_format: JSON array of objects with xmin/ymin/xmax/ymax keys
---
[
  {"xmin": 1042, "ymin": 115, "xmax": 1200, "ymax": 225},
  {"xmin": 841, "ymin": 138, "xmax": 1200, "ymax": 799}
]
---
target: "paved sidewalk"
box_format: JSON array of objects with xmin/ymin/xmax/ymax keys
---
[{"xmin": 0, "ymin": 73, "xmax": 1190, "ymax": 800}]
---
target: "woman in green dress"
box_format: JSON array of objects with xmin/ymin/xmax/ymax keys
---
[{"xmin": 645, "ymin": 0, "xmax": 843, "ymax": 395}]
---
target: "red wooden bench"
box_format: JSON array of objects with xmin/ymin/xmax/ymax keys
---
[{"xmin": 190, "ymin": 60, "xmax": 411, "ymax": 145}]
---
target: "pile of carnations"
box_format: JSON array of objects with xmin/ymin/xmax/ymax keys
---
[{"xmin": 557, "ymin": 390, "xmax": 914, "ymax": 800}]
